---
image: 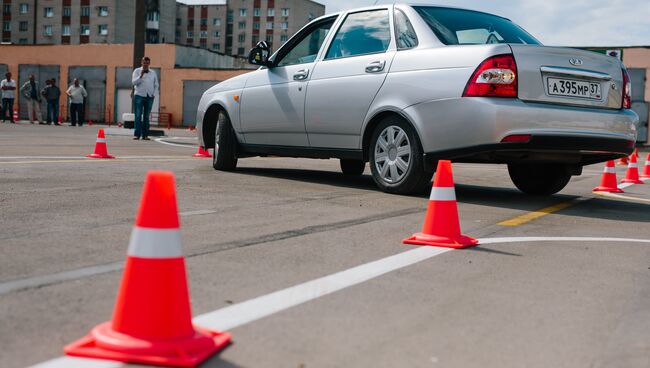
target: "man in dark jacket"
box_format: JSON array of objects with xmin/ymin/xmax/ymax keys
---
[{"xmin": 41, "ymin": 78, "xmax": 61, "ymax": 125}]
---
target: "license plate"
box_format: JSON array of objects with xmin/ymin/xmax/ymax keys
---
[{"xmin": 547, "ymin": 77, "xmax": 602, "ymax": 100}]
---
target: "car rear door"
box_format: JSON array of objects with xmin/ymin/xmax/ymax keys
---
[{"xmin": 305, "ymin": 8, "xmax": 395, "ymax": 149}]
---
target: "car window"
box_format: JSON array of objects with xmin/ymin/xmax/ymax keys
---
[
  {"xmin": 413, "ymin": 6, "xmax": 540, "ymax": 45},
  {"xmin": 276, "ymin": 18, "xmax": 335, "ymax": 67},
  {"xmin": 395, "ymin": 9, "xmax": 418, "ymax": 50},
  {"xmin": 325, "ymin": 9, "xmax": 391, "ymax": 60}
]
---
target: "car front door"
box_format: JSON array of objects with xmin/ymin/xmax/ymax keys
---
[
  {"xmin": 305, "ymin": 9, "xmax": 395, "ymax": 149},
  {"xmin": 240, "ymin": 17, "xmax": 336, "ymax": 146}
]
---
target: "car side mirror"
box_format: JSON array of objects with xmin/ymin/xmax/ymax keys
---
[{"xmin": 248, "ymin": 42, "xmax": 273, "ymax": 67}]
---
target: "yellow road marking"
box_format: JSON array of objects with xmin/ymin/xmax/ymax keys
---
[
  {"xmin": 594, "ymin": 191, "xmax": 650, "ymax": 204},
  {"xmin": 498, "ymin": 199, "xmax": 580, "ymax": 227},
  {"xmin": 0, "ymin": 158, "xmax": 195, "ymax": 165}
]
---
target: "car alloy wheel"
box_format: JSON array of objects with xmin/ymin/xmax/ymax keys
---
[{"xmin": 374, "ymin": 125, "xmax": 412, "ymax": 184}]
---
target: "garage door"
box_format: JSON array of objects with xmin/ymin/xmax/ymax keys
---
[
  {"xmin": 182, "ymin": 80, "xmax": 220, "ymax": 127},
  {"xmin": 68, "ymin": 66, "xmax": 106, "ymax": 122},
  {"xmin": 18, "ymin": 65, "xmax": 60, "ymax": 121}
]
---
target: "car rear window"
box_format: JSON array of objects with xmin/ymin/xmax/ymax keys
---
[{"xmin": 413, "ymin": 6, "xmax": 540, "ymax": 46}]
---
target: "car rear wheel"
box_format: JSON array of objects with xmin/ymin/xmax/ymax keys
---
[
  {"xmin": 508, "ymin": 163, "xmax": 571, "ymax": 195},
  {"xmin": 340, "ymin": 159, "xmax": 365, "ymax": 175},
  {"xmin": 369, "ymin": 117, "xmax": 432, "ymax": 194},
  {"xmin": 212, "ymin": 111, "xmax": 238, "ymax": 171}
]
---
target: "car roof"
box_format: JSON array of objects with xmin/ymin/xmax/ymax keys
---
[{"xmin": 315, "ymin": 3, "xmax": 510, "ymax": 22}]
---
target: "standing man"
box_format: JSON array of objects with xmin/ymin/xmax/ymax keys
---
[
  {"xmin": 66, "ymin": 78, "xmax": 87, "ymax": 127},
  {"xmin": 1, "ymin": 72, "xmax": 16, "ymax": 123},
  {"xmin": 131, "ymin": 56, "xmax": 158, "ymax": 140},
  {"xmin": 42, "ymin": 78, "xmax": 61, "ymax": 125},
  {"xmin": 20, "ymin": 74, "xmax": 44, "ymax": 124}
]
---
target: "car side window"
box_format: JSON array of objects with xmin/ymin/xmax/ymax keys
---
[
  {"xmin": 276, "ymin": 18, "xmax": 336, "ymax": 67},
  {"xmin": 325, "ymin": 9, "xmax": 391, "ymax": 60},
  {"xmin": 395, "ymin": 9, "xmax": 418, "ymax": 50}
]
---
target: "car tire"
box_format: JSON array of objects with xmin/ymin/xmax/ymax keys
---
[
  {"xmin": 507, "ymin": 163, "xmax": 571, "ymax": 195},
  {"xmin": 369, "ymin": 116, "xmax": 433, "ymax": 194},
  {"xmin": 212, "ymin": 111, "xmax": 238, "ymax": 171},
  {"xmin": 340, "ymin": 159, "xmax": 365, "ymax": 175}
]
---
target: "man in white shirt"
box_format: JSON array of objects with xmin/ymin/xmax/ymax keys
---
[
  {"xmin": 66, "ymin": 78, "xmax": 88, "ymax": 127},
  {"xmin": 1, "ymin": 72, "xmax": 17, "ymax": 123},
  {"xmin": 131, "ymin": 56, "xmax": 159, "ymax": 140}
]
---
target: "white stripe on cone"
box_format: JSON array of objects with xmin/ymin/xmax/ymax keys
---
[
  {"xmin": 96, "ymin": 138, "xmax": 106, "ymax": 143},
  {"xmin": 127, "ymin": 228, "xmax": 182, "ymax": 258},
  {"xmin": 603, "ymin": 167, "xmax": 616, "ymax": 173},
  {"xmin": 429, "ymin": 187, "xmax": 456, "ymax": 201}
]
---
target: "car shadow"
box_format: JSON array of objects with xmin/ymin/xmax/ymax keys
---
[{"xmin": 232, "ymin": 167, "xmax": 650, "ymax": 223}]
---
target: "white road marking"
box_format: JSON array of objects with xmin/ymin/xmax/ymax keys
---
[
  {"xmin": 154, "ymin": 138, "xmax": 199, "ymax": 148},
  {"xmin": 0, "ymin": 155, "xmax": 188, "ymax": 160},
  {"xmin": 180, "ymin": 209, "xmax": 218, "ymax": 217},
  {"xmin": 30, "ymin": 236, "xmax": 650, "ymax": 368}
]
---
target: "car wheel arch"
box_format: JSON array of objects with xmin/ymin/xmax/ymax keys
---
[
  {"xmin": 202, "ymin": 103, "xmax": 229, "ymax": 149},
  {"xmin": 361, "ymin": 110, "xmax": 424, "ymax": 162}
]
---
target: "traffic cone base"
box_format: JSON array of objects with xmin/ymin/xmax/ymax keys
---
[
  {"xmin": 64, "ymin": 322, "xmax": 230, "ymax": 367},
  {"xmin": 87, "ymin": 153, "xmax": 115, "ymax": 159},
  {"xmin": 403, "ymin": 232, "xmax": 478, "ymax": 249},
  {"xmin": 592, "ymin": 185, "xmax": 624, "ymax": 193},
  {"xmin": 620, "ymin": 178, "xmax": 644, "ymax": 184},
  {"xmin": 192, "ymin": 146, "xmax": 212, "ymax": 158}
]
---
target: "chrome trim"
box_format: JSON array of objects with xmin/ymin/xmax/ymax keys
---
[{"xmin": 540, "ymin": 66, "xmax": 612, "ymax": 81}]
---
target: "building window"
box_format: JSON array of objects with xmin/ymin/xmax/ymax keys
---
[
  {"xmin": 80, "ymin": 25, "xmax": 90, "ymax": 35},
  {"xmin": 187, "ymin": 19, "xmax": 194, "ymax": 27},
  {"xmin": 238, "ymin": 47, "xmax": 245, "ymax": 55},
  {"xmin": 43, "ymin": 25, "xmax": 53, "ymax": 36},
  {"xmin": 98, "ymin": 24, "xmax": 108, "ymax": 35},
  {"xmin": 19, "ymin": 38, "xmax": 28, "ymax": 44},
  {"xmin": 19, "ymin": 4, "xmax": 28, "ymax": 14},
  {"xmin": 81, "ymin": 6, "xmax": 90, "ymax": 17},
  {"xmin": 227, "ymin": 10, "xmax": 233, "ymax": 22},
  {"xmin": 252, "ymin": 35, "xmax": 259, "ymax": 43},
  {"xmin": 238, "ymin": 33, "xmax": 245, "ymax": 42},
  {"xmin": 281, "ymin": 34, "xmax": 288, "ymax": 42},
  {"xmin": 44, "ymin": 7, "xmax": 54, "ymax": 18},
  {"xmin": 238, "ymin": 21, "xmax": 245, "ymax": 30},
  {"xmin": 213, "ymin": 43, "xmax": 220, "ymax": 50},
  {"xmin": 282, "ymin": 8, "xmax": 289, "ymax": 16},
  {"xmin": 266, "ymin": 34, "xmax": 273, "ymax": 42},
  {"xmin": 239, "ymin": 8, "xmax": 247, "ymax": 16},
  {"xmin": 266, "ymin": 22, "xmax": 273, "ymax": 30},
  {"xmin": 98, "ymin": 6, "xmax": 109, "ymax": 17},
  {"xmin": 62, "ymin": 25, "xmax": 71, "ymax": 36},
  {"xmin": 200, "ymin": 31, "xmax": 208, "ymax": 38},
  {"xmin": 176, "ymin": 18, "xmax": 181, "ymax": 26},
  {"xmin": 200, "ymin": 18, "xmax": 207, "ymax": 26},
  {"xmin": 267, "ymin": 8, "xmax": 275, "ymax": 17},
  {"xmin": 147, "ymin": 12, "xmax": 159, "ymax": 21},
  {"xmin": 19, "ymin": 21, "xmax": 28, "ymax": 32},
  {"xmin": 187, "ymin": 31, "xmax": 193, "ymax": 38},
  {"xmin": 3, "ymin": 21, "xmax": 11, "ymax": 32},
  {"xmin": 213, "ymin": 30, "xmax": 220, "ymax": 37},
  {"xmin": 213, "ymin": 18, "xmax": 221, "ymax": 26},
  {"xmin": 281, "ymin": 22, "xmax": 288, "ymax": 29},
  {"xmin": 175, "ymin": 30, "xmax": 180, "ymax": 38},
  {"xmin": 253, "ymin": 22, "xmax": 260, "ymax": 30},
  {"xmin": 3, "ymin": 4, "xmax": 10, "ymax": 14},
  {"xmin": 253, "ymin": 8, "xmax": 260, "ymax": 16},
  {"xmin": 63, "ymin": 7, "xmax": 71, "ymax": 17}
]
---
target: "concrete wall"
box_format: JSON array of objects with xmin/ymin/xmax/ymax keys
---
[
  {"xmin": 0, "ymin": 43, "xmax": 249, "ymax": 126},
  {"xmin": 623, "ymin": 47, "xmax": 650, "ymax": 104},
  {"xmin": 175, "ymin": 45, "xmax": 252, "ymax": 69}
]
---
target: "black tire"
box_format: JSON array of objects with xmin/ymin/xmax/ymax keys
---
[
  {"xmin": 340, "ymin": 159, "xmax": 365, "ymax": 176},
  {"xmin": 508, "ymin": 163, "xmax": 571, "ymax": 195},
  {"xmin": 368, "ymin": 116, "xmax": 433, "ymax": 194},
  {"xmin": 212, "ymin": 111, "xmax": 238, "ymax": 171}
]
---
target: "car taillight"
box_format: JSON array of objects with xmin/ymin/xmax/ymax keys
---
[
  {"xmin": 463, "ymin": 54, "xmax": 518, "ymax": 98},
  {"xmin": 622, "ymin": 68, "xmax": 632, "ymax": 109}
]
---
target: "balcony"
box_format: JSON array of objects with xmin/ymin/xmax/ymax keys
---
[{"xmin": 146, "ymin": 20, "xmax": 159, "ymax": 30}]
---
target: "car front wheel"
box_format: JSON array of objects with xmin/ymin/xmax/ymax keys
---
[
  {"xmin": 212, "ymin": 111, "xmax": 238, "ymax": 171},
  {"xmin": 369, "ymin": 117, "xmax": 432, "ymax": 194},
  {"xmin": 508, "ymin": 163, "xmax": 571, "ymax": 195}
]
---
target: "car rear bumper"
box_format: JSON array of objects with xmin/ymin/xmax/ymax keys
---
[{"xmin": 403, "ymin": 97, "xmax": 638, "ymax": 165}]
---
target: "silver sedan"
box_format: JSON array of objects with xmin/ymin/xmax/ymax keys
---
[{"xmin": 196, "ymin": 4, "xmax": 638, "ymax": 195}]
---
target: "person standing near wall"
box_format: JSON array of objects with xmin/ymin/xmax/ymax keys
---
[
  {"xmin": 131, "ymin": 56, "xmax": 158, "ymax": 140},
  {"xmin": 20, "ymin": 74, "xmax": 44, "ymax": 124},
  {"xmin": 42, "ymin": 78, "xmax": 61, "ymax": 126},
  {"xmin": 66, "ymin": 78, "xmax": 87, "ymax": 127},
  {"xmin": 1, "ymin": 72, "xmax": 16, "ymax": 123}
]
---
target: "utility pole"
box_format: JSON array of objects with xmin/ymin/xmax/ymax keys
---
[{"xmin": 133, "ymin": 0, "xmax": 146, "ymax": 68}]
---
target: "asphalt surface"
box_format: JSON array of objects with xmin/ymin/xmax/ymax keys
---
[{"xmin": 1, "ymin": 122, "xmax": 649, "ymax": 368}]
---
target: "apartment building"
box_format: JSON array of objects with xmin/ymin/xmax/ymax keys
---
[
  {"xmin": 0, "ymin": 0, "xmax": 176, "ymax": 45},
  {"xmin": 175, "ymin": 0, "xmax": 325, "ymax": 56}
]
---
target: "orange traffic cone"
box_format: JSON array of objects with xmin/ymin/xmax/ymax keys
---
[
  {"xmin": 621, "ymin": 152, "xmax": 644, "ymax": 184},
  {"xmin": 64, "ymin": 171, "xmax": 231, "ymax": 367},
  {"xmin": 640, "ymin": 153, "xmax": 650, "ymax": 179},
  {"xmin": 593, "ymin": 160, "xmax": 624, "ymax": 193},
  {"xmin": 192, "ymin": 146, "xmax": 212, "ymax": 158},
  {"xmin": 12, "ymin": 109, "xmax": 18, "ymax": 122},
  {"xmin": 403, "ymin": 160, "xmax": 478, "ymax": 249},
  {"xmin": 88, "ymin": 120, "xmax": 94, "ymax": 126},
  {"xmin": 87, "ymin": 129, "xmax": 115, "ymax": 159}
]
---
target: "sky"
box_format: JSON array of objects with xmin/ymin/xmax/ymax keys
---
[{"xmin": 315, "ymin": 0, "xmax": 650, "ymax": 47}]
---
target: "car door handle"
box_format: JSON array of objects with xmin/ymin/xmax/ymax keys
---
[
  {"xmin": 365, "ymin": 60, "xmax": 386, "ymax": 73},
  {"xmin": 293, "ymin": 69, "xmax": 309, "ymax": 81}
]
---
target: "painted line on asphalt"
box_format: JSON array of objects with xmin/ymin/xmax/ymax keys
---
[
  {"xmin": 180, "ymin": 209, "xmax": 218, "ymax": 217},
  {"xmin": 0, "ymin": 158, "xmax": 195, "ymax": 165},
  {"xmin": 594, "ymin": 191, "xmax": 650, "ymax": 204},
  {"xmin": 154, "ymin": 137, "xmax": 199, "ymax": 148},
  {"xmin": 0, "ymin": 155, "xmax": 186, "ymax": 160},
  {"xmin": 31, "ymin": 235, "xmax": 650, "ymax": 368}
]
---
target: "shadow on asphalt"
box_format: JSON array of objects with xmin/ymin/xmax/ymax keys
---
[{"xmin": 232, "ymin": 167, "xmax": 650, "ymax": 223}]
